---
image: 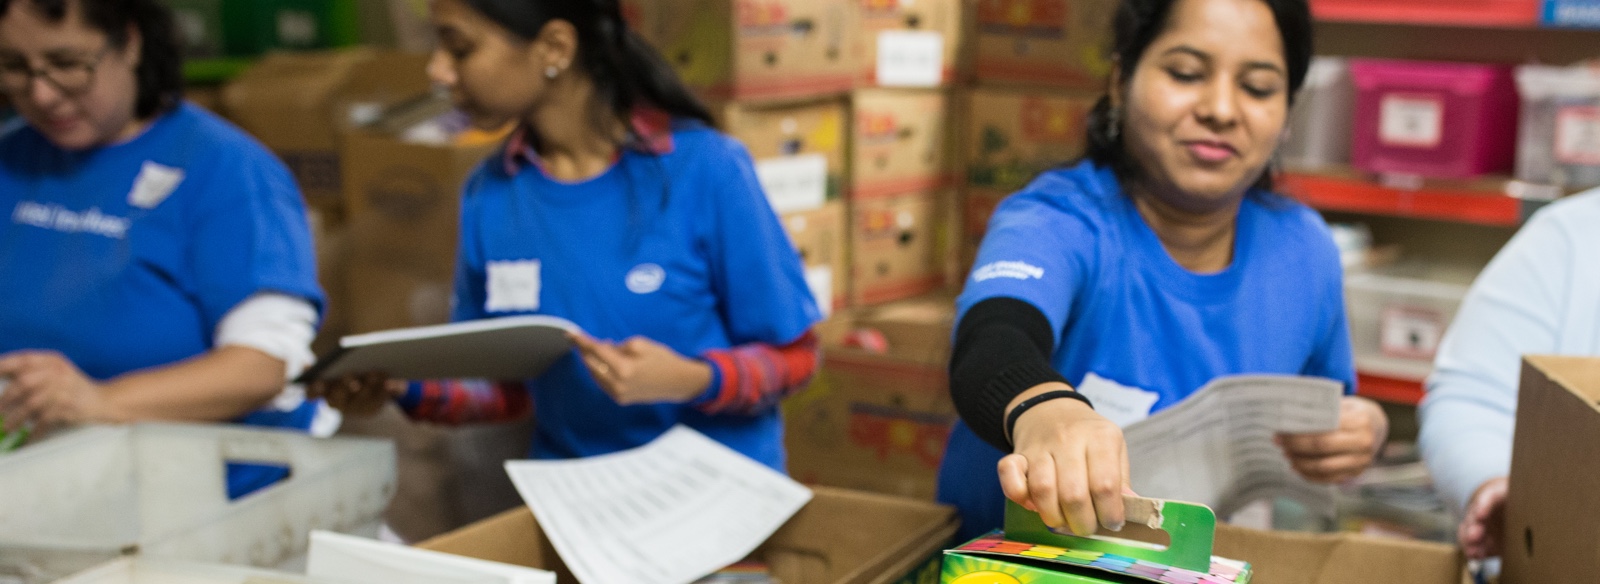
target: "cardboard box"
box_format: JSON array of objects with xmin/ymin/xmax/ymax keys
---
[
  {"xmin": 341, "ymin": 130, "xmax": 497, "ymax": 332},
  {"xmin": 1211, "ymin": 524, "xmax": 1467, "ymax": 584},
  {"xmin": 223, "ymin": 49, "xmax": 432, "ymax": 217},
  {"xmin": 961, "ymin": 185, "xmax": 1009, "ymax": 243},
  {"xmin": 1504, "ymin": 356, "xmax": 1600, "ymax": 584},
  {"xmin": 962, "ymin": 86, "xmax": 1099, "ymax": 193},
  {"xmin": 417, "ymin": 486, "xmax": 960, "ymax": 584},
  {"xmin": 852, "ymin": 88, "xmax": 956, "ymax": 200},
  {"xmin": 969, "ymin": 0, "xmax": 1116, "ymax": 89},
  {"xmin": 787, "ymin": 295, "xmax": 956, "ymax": 500},
  {"xmin": 629, "ymin": 0, "xmax": 858, "ymax": 102},
  {"xmin": 783, "ymin": 201, "xmax": 850, "ymax": 315},
  {"xmin": 855, "ymin": 0, "xmax": 965, "ymax": 87},
  {"xmin": 851, "ymin": 190, "xmax": 954, "ymax": 306},
  {"xmin": 716, "ymin": 98, "xmax": 849, "ymax": 213}
]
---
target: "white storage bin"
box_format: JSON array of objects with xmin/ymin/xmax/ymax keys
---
[
  {"xmin": 0, "ymin": 424, "xmax": 395, "ymax": 584},
  {"xmin": 1282, "ymin": 57, "xmax": 1354, "ymax": 170},
  {"xmin": 49, "ymin": 558, "xmax": 314, "ymax": 584},
  {"xmin": 1344, "ymin": 264, "xmax": 1473, "ymax": 380},
  {"xmin": 1515, "ymin": 64, "xmax": 1600, "ymax": 189}
]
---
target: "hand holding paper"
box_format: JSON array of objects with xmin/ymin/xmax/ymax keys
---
[
  {"xmin": 568, "ymin": 333, "xmax": 714, "ymax": 405},
  {"xmin": 1276, "ymin": 395, "xmax": 1389, "ymax": 484}
]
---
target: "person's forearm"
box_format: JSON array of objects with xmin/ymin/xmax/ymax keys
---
[{"xmin": 98, "ymin": 346, "xmax": 288, "ymax": 423}]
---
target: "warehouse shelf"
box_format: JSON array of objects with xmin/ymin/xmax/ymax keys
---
[
  {"xmin": 1278, "ymin": 168, "xmax": 1552, "ymax": 227},
  {"xmin": 1356, "ymin": 357, "xmax": 1430, "ymax": 406}
]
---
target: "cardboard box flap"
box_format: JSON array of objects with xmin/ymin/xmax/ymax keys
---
[
  {"xmin": 418, "ymin": 487, "xmax": 957, "ymax": 584},
  {"xmin": 1504, "ymin": 355, "xmax": 1600, "ymax": 584},
  {"xmin": 225, "ymin": 48, "xmax": 380, "ymax": 120},
  {"xmin": 1523, "ymin": 354, "xmax": 1600, "ymax": 405},
  {"xmin": 759, "ymin": 486, "xmax": 958, "ymax": 584},
  {"xmin": 1212, "ymin": 524, "xmax": 1465, "ymax": 584}
]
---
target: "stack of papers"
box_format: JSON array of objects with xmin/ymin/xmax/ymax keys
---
[{"xmin": 505, "ymin": 426, "xmax": 813, "ymax": 584}]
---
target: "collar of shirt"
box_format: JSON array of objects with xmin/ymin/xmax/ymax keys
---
[{"xmin": 501, "ymin": 107, "xmax": 677, "ymax": 176}]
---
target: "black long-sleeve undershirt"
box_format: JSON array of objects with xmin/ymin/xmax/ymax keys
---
[{"xmin": 949, "ymin": 297, "xmax": 1073, "ymax": 452}]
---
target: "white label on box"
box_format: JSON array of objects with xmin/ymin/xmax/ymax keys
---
[
  {"xmin": 1379, "ymin": 306, "xmax": 1445, "ymax": 359},
  {"xmin": 876, "ymin": 30, "xmax": 944, "ymax": 87},
  {"xmin": 485, "ymin": 260, "xmax": 541, "ymax": 313},
  {"xmin": 1379, "ymin": 94, "xmax": 1444, "ymax": 149},
  {"xmin": 1555, "ymin": 106, "xmax": 1600, "ymax": 165},
  {"xmin": 1075, "ymin": 372, "xmax": 1160, "ymax": 428},
  {"xmin": 805, "ymin": 265, "xmax": 833, "ymax": 318},
  {"xmin": 755, "ymin": 154, "xmax": 828, "ymax": 214}
]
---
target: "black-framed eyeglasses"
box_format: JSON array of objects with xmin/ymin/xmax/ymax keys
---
[{"xmin": 0, "ymin": 46, "xmax": 112, "ymax": 97}]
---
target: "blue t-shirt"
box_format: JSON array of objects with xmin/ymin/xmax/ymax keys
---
[
  {"xmin": 453, "ymin": 122, "xmax": 820, "ymax": 470},
  {"xmin": 938, "ymin": 161, "xmax": 1356, "ymax": 540},
  {"xmin": 0, "ymin": 103, "xmax": 325, "ymax": 496}
]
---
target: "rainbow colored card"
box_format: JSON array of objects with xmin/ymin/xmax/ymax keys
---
[{"xmin": 941, "ymin": 498, "xmax": 1252, "ymax": 584}]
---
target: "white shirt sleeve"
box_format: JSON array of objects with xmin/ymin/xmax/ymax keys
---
[
  {"xmin": 1419, "ymin": 191, "xmax": 1600, "ymax": 514},
  {"xmin": 213, "ymin": 293, "xmax": 320, "ymax": 379}
]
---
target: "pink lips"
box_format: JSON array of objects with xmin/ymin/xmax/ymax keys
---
[{"xmin": 1183, "ymin": 140, "xmax": 1237, "ymax": 163}]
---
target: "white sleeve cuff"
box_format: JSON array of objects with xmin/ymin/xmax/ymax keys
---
[{"xmin": 213, "ymin": 293, "xmax": 320, "ymax": 379}]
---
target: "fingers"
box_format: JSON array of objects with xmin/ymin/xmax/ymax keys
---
[
  {"xmin": 998, "ymin": 454, "xmax": 1035, "ymax": 512},
  {"xmin": 1288, "ymin": 451, "xmax": 1371, "ymax": 483},
  {"xmin": 1277, "ymin": 429, "xmax": 1374, "ymax": 458},
  {"xmin": 1085, "ymin": 437, "xmax": 1127, "ymax": 532},
  {"xmin": 1022, "ymin": 452, "xmax": 1069, "ymax": 531}
]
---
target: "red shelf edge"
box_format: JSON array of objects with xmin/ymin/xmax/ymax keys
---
[
  {"xmin": 1280, "ymin": 173, "xmax": 1524, "ymax": 227},
  {"xmin": 1357, "ymin": 370, "xmax": 1426, "ymax": 406}
]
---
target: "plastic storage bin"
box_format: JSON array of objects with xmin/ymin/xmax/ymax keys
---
[
  {"xmin": 1514, "ymin": 64, "xmax": 1600, "ymax": 189},
  {"xmin": 1349, "ymin": 59, "xmax": 1519, "ymax": 179},
  {"xmin": 50, "ymin": 558, "xmax": 315, "ymax": 584},
  {"xmin": 1282, "ymin": 57, "xmax": 1355, "ymax": 170},
  {"xmin": 1344, "ymin": 264, "xmax": 1473, "ymax": 380},
  {"xmin": 0, "ymin": 424, "xmax": 395, "ymax": 584}
]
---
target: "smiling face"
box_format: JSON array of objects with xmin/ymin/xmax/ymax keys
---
[
  {"xmin": 1113, "ymin": 0, "xmax": 1290, "ymax": 213},
  {"xmin": 0, "ymin": 0, "xmax": 143, "ymax": 150}
]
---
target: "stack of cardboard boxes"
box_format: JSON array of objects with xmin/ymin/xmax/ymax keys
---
[{"xmin": 959, "ymin": 0, "xmax": 1112, "ymax": 270}]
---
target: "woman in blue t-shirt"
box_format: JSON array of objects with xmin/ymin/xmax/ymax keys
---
[
  {"xmin": 313, "ymin": 0, "xmax": 821, "ymax": 470},
  {"xmin": 0, "ymin": 0, "xmax": 327, "ymax": 493},
  {"xmin": 941, "ymin": 0, "xmax": 1390, "ymax": 540}
]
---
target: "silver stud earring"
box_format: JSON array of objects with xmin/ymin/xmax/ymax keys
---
[{"xmin": 545, "ymin": 65, "xmax": 560, "ymax": 79}]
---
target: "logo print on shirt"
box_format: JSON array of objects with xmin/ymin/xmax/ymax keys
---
[
  {"xmin": 625, "ymin": 263, "xmax": 666, "ymax": 294},
  {"xmin": 972, "ymin": 260, "xmax": 1045, "ymax": 282},
  {"xmin": 128, "ymin": 161, "xmax": 185, "ymax": 209}
]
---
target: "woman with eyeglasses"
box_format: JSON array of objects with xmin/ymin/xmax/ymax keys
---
[{"xmin": 0, "ymin": 0, "xmax": 326, "ymax": 497}]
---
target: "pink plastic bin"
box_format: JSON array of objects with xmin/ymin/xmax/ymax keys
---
[{"xmin": 1349, "ymin": 59, "xmax": 1520, "ymax": 179}]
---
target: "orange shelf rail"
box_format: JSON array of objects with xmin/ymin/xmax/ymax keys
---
[
  {"xmin": 1279, "ymin": 171, "xmax": 1526, "ymax": 227},
  {"xmin": 1357, "ymin": 370, "xmax": 1427, "ymax": 406}
]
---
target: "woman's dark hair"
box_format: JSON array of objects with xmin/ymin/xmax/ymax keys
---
[
  {"xmin": 463, "ymin": 0, "xmax": 717, "ymax": 139},
  {"xmin": 0, "ymin": 0, "xmax": 184, "ymax": 119},
  {"xmin": 1083, "ymin": 0, "xmax": 1314, "ymax": 193}
]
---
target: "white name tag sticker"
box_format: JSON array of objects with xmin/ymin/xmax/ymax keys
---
[
  {"xmin": 1075, "ymin": 372, "xmax": 1161, "ymax": 428},
  {"xmin": 128, "ymin": 161, "xmax": 185, "ymax": 209},
  {"xmin": 755, "ymin": 154, "xmax": 828, "ymax": 214},
  {"xmin": 485, "ymin": 260, "xmax": 541, "ymax": 313}
]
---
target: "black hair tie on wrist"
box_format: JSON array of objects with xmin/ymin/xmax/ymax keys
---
[{"xmin": 1004, "ymin": 390, "xmax": 1095, "ymax": 451}]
